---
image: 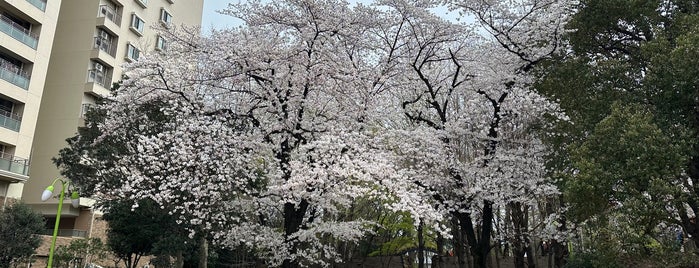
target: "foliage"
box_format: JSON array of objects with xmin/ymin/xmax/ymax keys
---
[
  {"xmin": 566, "ymin": 102, "xmax": 687, "ymax": 223},
  {"xmin": 0, "ymin": 203, "xmax": 45, "ymax": 267},
  {"xmin": 53, "ymin": 238, "xmax": 107, "ymax": 268},
  {"xmin": 103, "ymin": 199, "xmax": 196, "ymax": 268},
  {"xmin": 564, "ymin": 252, "xmax": 621, "ymax": 268},
  {"xmin": 537, "ymin": 0, "xmax": 699, "ymax": 265},
  {"xmin": 367, "ymin": 211, "xmax": 437, "ymax": 257}
]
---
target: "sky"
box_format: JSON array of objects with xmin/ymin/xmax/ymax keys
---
[
  {"xmin": 201, "ymin": 0, "xmax": 242, "ymax": 32},
  {"xmin": 200, "ymin": 0, "xmax": 460, "ymax": 33}
]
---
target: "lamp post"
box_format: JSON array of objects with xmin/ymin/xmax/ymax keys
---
[{"xmin": 40, "ymin": 178, "xmax": 80, "ymax": 268}]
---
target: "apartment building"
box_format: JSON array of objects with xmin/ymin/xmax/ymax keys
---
[
  {"xmin": 17, "ymin": 0, "xmax": 203, "ymax": 264},
  {"xmin": 0, "ymin": 0, "xmax": 60, "ymax": 209}
]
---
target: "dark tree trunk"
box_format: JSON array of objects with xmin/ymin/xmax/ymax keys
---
[
  {"xmin": 198, "ymin": 236, "xmax": 208, "ymax": 268},
  {"xmin": 453, "ymin": 215, "xmax": 467, "ymax": 268},
  {"xmin": 552, "ymin": 240, "xmax": 568, "ymax": 268},
  {"xmin": 278, "ymin": 135, "xmax": 310, "ymax": 268},
  {"xmin": 418, "ymin": 219, "xmax": 425, "ymax": 268},
  {"xmin": 510, "ymin": 202, "xmax": 533, "ymax": 268},
  {"xmin": 526, "ymin": 244, "xmax": 536, "ymax": 268},
  {"xmin": 458, "ymin": 201, "xmax": 495, "ymax": 268},
  {"xmin": 174, "ymin": 250, "xmax": 184, "ymax": 268},
  {"xmin": 281, "ymin": 200, "xmax": 310, "ymax": 268}
]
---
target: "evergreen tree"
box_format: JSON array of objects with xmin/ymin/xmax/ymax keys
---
[{"xmin": 0, "ymin": 203, "xmax": 45, "ymax": 267}]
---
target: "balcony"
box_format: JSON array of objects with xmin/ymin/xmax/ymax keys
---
[
  {"xmin": 0, "ymin": 152, "xmax": 29, "ymax": 176},
  {"xmin": 0, "ymin": 59, "xmax": 30, "ymax": 90},
  {"xmin": 94, "ymin": 37, "xmax": 116, "ymax": 57},
  {"xmin": 42, "ymin": 229, "xmax": 88, "ymax": 238},
  {"xmin": 25, "ymin": 0, "xmax": 47, "ymax": 11},
  {"xmin": 0, "ymin": 15, "xmax": 38, "ymax": 49},
  {"xmin": 87, "ymin": 69, "xmax": 108, "ymax": 88},
  {"xmin": 80, "ymin": 103, "xmax": 94, "ymax": 118},
  {"xmin": 98, "ymin": 5, "xmax": 122, "ymax": 26},
  {"xmin": 0, "ymin": 109, "xmax": 21, "ymax": 131}
]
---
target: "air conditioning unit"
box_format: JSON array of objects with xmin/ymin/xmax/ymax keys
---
[{"xmin": 94, "ymin": 63, "xmax": 104, "ymax": 72}]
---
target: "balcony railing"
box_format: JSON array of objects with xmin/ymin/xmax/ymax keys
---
[
  {"xmin": 94, "ymin": 37, "xmax": 116, "ymax": 57},
  {"xmin": 25, "ymin": 0, "xmax": 47, "ymax": 11},
  {"xmin": 0, "ymin": 109, "xmax": 21, "ymax": 131},
  {"xmin": 0, "ymin": 152, "xmax": 29, "ymax": 176},
  {"xmin": 98, "ymin": 5, "xmax": 122, "ymax": 25},
  {"xmin": 80, "ymin": 103, "xmax": 94, "ymax": 118},
  {"xmin": 42, "ymin": 229, "xmax": 88, "ymax": 238},
  {"xmin": 0, "ymin": 59, "xmax": 30, "ymax": 90},
  {"xmin": 88, "ymin": 69, "xmax": 111, "ymax": 88},
  {"xmin": 0, "ymin": 15, "xmax": 38, "ymax": 49}
]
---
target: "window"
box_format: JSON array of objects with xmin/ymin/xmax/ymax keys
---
[
  {"xmin": 0, "ymin": 54, "xmax": 30, "ymax": 89},
  {"xmin": 94, "ymin": 29, "xmax": 115, "ymax": 56},
  {"xmin": 159, "ymin": 8, "xmax": 172, "ymax": 27},
  {"xmin": 80, "ymin": 103, "xmax": 94, "ymax": 118},
  {"xmin": 0, "ymin": 54, "xmax": 23, "ymax": 75},
  {"xmin": 0, "ymin": 99, "xmax": 14, "ymax": 115},
  {"xmin": 0, "ymin": 12, "xmax": 38, "ymax": 49},
  {"xmin": 125, "ymin": 43, "xmax": 140, "ymax": 61},
  {"xmin": 0, "ymin": 98, "xmax": 21, "ymax": 131},
  {"xmin": 2, "ymin": 13, "xmax": 31, "ymax": 31},
  {"xmin": 155, "ymin": 35, "xmax": 167, "ymax": 51},
  {"xmin": 135, "ymin": 0, "xmax": 148, "ymax": 8},
  {"xmin": 98, "ymin": 4, "xmax": 121, "ymax": 25},
  {"xmin": 88, "ymin": 61, "xmax": 108, "ymax": 87},
  {"xmin": 130, "ymin": 14, "xmax": 145, "ymax": 35}
]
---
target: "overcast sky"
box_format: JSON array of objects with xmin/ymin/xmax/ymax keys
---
[
  {"xmin": 201, "ymin": 0, "xmax": 459, "ymax": 33},
  {"xmin": 201, "ymin": 0, "xmax": 242, "ymax": 33}
]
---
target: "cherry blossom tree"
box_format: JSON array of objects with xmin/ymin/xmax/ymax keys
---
[
  {"xmin": 60, "ymin": 1, "xmax": 574, "ymax": 267},
  {"xmin": 374, "ymin": 0, "xmax": 574, "ymax": 267},
  {"xmin": 84, "ymin": 1, "xmax": 411, "ymax": 267}
]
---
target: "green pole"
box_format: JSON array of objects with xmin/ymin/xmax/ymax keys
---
[{"xmin": 46, "ymin": 181, "xmax": 66, "ymax": 268}]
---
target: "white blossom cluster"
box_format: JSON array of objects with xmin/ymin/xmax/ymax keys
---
[{"xmin": 85, "ymin": 0, "xmax": 576, "ymax": 265}]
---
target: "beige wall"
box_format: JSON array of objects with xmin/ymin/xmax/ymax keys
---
[
  {"xmin": 21, "ymin": 0, "xmax": 203, "ymax": 265},
  {"xmin": 0, "ymin": 0, "xmax": 62, "ymax": 200},
  {"xmin": 23, "ymin": 0, "xmax": 204, "ymax": 205}
]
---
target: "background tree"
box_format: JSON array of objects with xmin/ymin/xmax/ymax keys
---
[
  {"xmin": 535, "ymin": 0, "xmax": 699, "ymax": 266},
  {"xmin": 102, "ymin": 199, "xmax": 201, "ymax": 268},
  {"xmin": 0, "ymin": 203, "xmax": 45, "ymax": 267},
  {"xmin": 53, "ymin": 237, "xmax": 107, "ymax": 268}
]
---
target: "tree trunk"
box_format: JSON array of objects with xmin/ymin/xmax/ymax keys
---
[
  {"xmin": 475, "ymin": 201, "xmax": 494, "ymax": 268},
  {"xmin": 279, "ymin": 136, "xmax": 310, "ymax": 268},
  {"xmin": 509, "ymin": 202, "xmax": 532, "ymax": 268},
  {"xmin": 459, "ymin": 201, "xmax": 495, "ymax": 268},
  {"xmin": 526, "ymin": 244, "xmax": 536, "ymax": 268},
  {"xmin": 281, "ymin": 200, "xmax": 310, "ymax": 268},
  {"xmin": 552, "ymin": 240, "xmax": 567, "ymax": 268},
  {"xmin": 548, "ymin": 246, "xmax": 553, "ymax": 268},
  {"xmin": 198, "ymin": 236, "xmax": 208, "ymax": 268},
  {"xmin": 418, "ymin": 219, "xmax": 425, "ymax": 268},
  {"xmin": 453, "ymin": 214, "xmax": 467, "ymax": 268},
  {"xmin": 174, "ymin": 250, "xmax": 184, "ymax": 268},
  {"xmin": 495, "ymin": 244, "xmax": 501, "ymax": 268},
  {"xmin": 436, "ymin": 231, "xmax": 445, "ymax": 268}
]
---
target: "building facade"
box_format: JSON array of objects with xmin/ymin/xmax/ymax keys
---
[
  {"xmin": 0, "ymin": 0, "xmax": 60, "ymax": 209},
  {"xmin": 12, "ymin": 0, "xmax": 203, "ymax": 265}
]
